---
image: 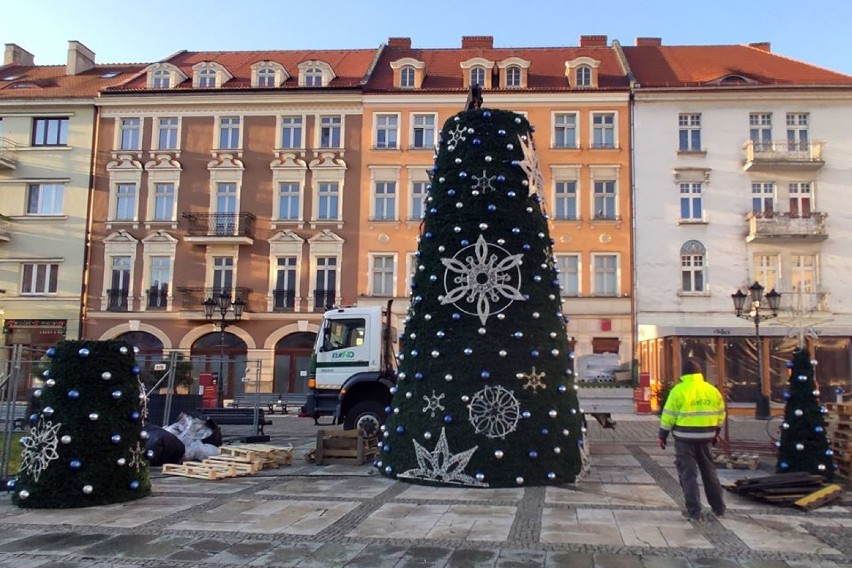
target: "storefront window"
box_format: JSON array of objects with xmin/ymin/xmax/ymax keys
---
[
  {"xmin": 724, "ymin": 337, "xmax": 759, "ymax": 404},
  {"xmin": 814, "ymin": 338, "xmax": 851, "ymax": 402},
  {"xmin": 679, "ymin": 337, "xmax": 719, "ymax": 387}
]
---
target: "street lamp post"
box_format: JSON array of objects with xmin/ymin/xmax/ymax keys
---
[
  {"xmin": 203, "ymin": 291, "xmax": 246, "ymax": 408},
  {"xmin": 731, "ymin": 281, "xmax": 781, "ymax": 420}
]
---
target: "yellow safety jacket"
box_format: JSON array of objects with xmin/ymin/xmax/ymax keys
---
[{"xmin": 659, "ymin": 372, "xmax": 725, "ymax": 441}]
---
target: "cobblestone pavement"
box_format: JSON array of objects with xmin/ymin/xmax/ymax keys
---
[{"xmin": 0, "ymin": 414, "xmax": 849, "ymax": 568}]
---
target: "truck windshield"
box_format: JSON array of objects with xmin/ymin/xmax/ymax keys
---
[{"xmin": 322, "ymin": 318, "xmax": 365, "ymax": 351}]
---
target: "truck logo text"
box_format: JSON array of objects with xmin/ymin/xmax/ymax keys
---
[{"xmin": 331, "ymin": 351, "xmax": 355, "ymax": 359}]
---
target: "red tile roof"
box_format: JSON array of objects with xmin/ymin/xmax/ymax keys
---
[
  {"xmin": 0, "ymin": 64, "xmax": 148, "ymax": 99},
  {"xmin": 108, "ymin": 49, "xmax": 380, "ymax": 92},
  {"xmin": 366, "ymin": 45, "xmax": 631, "ymax": 92},
  {"xmin": 624, "ymin": 45, "xmax": 852, "ymax": 87}
]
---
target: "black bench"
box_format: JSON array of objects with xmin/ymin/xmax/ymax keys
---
[
  {"xmin": 278, "ymin": 393, "xmax": 308, "ymax": 414},
  {"xmin": 230, "ymin": 393, "xmax": 282, "ymax": 414},
  {"xmin": 198, "ymin": 408, "xmax": 271, "ymax": 436}
]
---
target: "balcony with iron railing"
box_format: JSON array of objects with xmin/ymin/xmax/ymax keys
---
[
  {"xmin": 0, "ymin": 137, "xmax": 20, "ymax": 170},
  {"xmin": 273, "ymin": 289, "xmax": 297, "ymax": 312},
  {"xmin": 313, "ymin": 289, "xmax": 336, "ymax": 312},
  {"xmin": 106, "ymin": 288, "xmax": 129, "ymax": 312},
  {"xmin": 146, "ymin": 286, "xmax": 169, "ymax": 310},
  {"xmin": 177, "ymin": 287, "xmax": 253, "ymax": 314},
  {"xmin": 745, "ymin": 210, "xmax": 828, "ymax": 242},
  {"xmin": 743, "ymin": 140, "xmax": 824, "ymax": 171},
  {"xmin": 0, "ymin": 219, "xmax": 10, "ymax": 243},
  {"xmin": 181, "ymin": 212, "xmax": 256, "ymax": 245}
]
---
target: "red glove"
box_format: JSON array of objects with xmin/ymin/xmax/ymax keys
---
[
  {"xmin": 658, "ymin": 438, "xmax": 667, "ymax": 450},
  {"xmin": 712, "ymin": 433, "xmax": 720, "ymax": 447}
]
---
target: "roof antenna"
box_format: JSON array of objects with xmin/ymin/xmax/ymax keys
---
[{"xmin": 465, "ymin": 84, "xmax": 483, "ymax": 110}]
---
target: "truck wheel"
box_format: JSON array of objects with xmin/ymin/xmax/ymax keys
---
[{"xmin": 344, "ymin": 401, "xmax": 386, "ymax": 438}]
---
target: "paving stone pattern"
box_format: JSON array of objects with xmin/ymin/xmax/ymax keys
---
[{"xmin": 0, "ymin": 414, "xmax": 849, "ymax": 567}]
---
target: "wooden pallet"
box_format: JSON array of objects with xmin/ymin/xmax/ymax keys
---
[
  {"xmin": 314, "ymin": 429, "xmax": 378, "ymax": 465},
  {"xmin": 826, "ymin": 403, "xmax": 852, "ymax": 478},
  {"xmin": 219, "ymin": 443, "xmax": 294, "ymax": 468},
  {"xmin": 162, "ymin": 443, "xmax": 294, "ymax": 480},
  {"xmin": 712, "ymin": 449, "xmax": 760, "ymax": 470}
]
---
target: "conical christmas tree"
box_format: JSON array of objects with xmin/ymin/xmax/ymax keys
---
[
  {"xmin": 11, "ymin": 340, "xmax": 152, "ymax": 508},
  {"xmin": 378, "ymin": 107, "xmax": 585, "ymax": 488},
  {"xmin": 776, "ymin": 347, "xmax": 834, "ymax": 480}
]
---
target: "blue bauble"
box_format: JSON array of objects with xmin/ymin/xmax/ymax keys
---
[
  {"xmin": 780, "ymin": 461, "xmax": 789, "ymax": 469},
  {"xmin": 443, "ymin": 414, "xmax": 453, "ymax": 424},
  {"xmin": 67, "ymin": 389, "xmax": 80, "ymax": 399},
  {"xmin": 129, "ymin": 480, "xmax": 140, "ymax": 490},
  {"xmin": 531, "ymin": 350, "xmax": 539, "ymax": 358},
  {"xmin": 130, "ymin": 411, "xmax": 141, "ymax": 421},
  {"xmin": 46, "ymin": 347, "xmax": 56, "ymax": 358},
  {"xmin": 78, "ymin": 348, "xmax": 90, "ymax": 357},
  {"xmin": 529, "ymin": 450, "xmax": 538, "ymax": 459},
  {"xmin": 69, "ymin": 459, "xmax": 82, "ymax": 469},
  {"xmin": 6, "ymin": 478, "xmax": 16, "ymax": 491},
  {"xmin": 480, "ymin": 371, "xmax": 490, "ymax": 379},
  {"xmin": 132, "ymin": 366, "xmax": 141, "ymax": 375},
  {"xmin": 111, "ymin": 434, "xmax": 122, "ymax": 444},
  {"xmin": 396, "ymin": 425, "xmax": 405, "ymax": 434}
]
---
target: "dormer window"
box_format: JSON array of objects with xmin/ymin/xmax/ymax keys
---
[
  {"xmin": 470, "ymin": 66, "xmax": 486, "ymax": 87},
  {"xmin": 192, "ymin": 62, "xmax": 232, "ymax": 89},
  {"xmin": 565, "ymin": 57, "xmax": 600, "ymax": 89},
  {"xmin": 505, "ymin": 66, "xmax": 521, "ymax": 87},
  {"xmin": 251, "ymin": 61, "xmax": 288, "ymax": 88},
  {"xmin": 497, "ymin": 58, "xmax": 530, "ymax": 89},
  {"xmin": 390, "ymin": 57, "xmax": 426, "ymax": 89},
  {"xmin": 460, "ymin": 57, "xmax": 495, "ymax": 89},
  {"xmin": 152, "ymin": 69, "xmax": 170, "ymax": 89},
  {"xmin": 401, "ymin": 66, "xmax": 415, "ymax": 88},
  {"xmin": 297, "ymin": 60, "xmax": 335, "ymax": 87}
]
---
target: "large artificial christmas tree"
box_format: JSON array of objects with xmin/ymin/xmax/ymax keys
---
[
  {"xmin": 11, "ymin": 340, "xmax": 151, "ymax": 508},
  {"xmin": 378, "ymin": 105, "xmax": 586, "ymax": 488},
  {"xmin": 776, "ymin": 347, "xmax": 834, "ymax": 480}
]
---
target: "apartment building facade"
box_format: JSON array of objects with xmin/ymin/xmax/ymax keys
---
[
  {"xmin": 0, "ymin": 42, "xmax": 145, "ymax": 355},
  {"xmin": 626, "ymin": 39, "xmax": 852, "ymax": 408}
]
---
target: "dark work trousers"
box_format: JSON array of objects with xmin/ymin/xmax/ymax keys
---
[{"xmin": 673, "ymin": 438, "xmax": 726, "ymax": 517}]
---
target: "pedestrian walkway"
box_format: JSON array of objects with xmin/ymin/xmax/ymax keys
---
[{"xmin": 0, "ymin": 414, "xmax": 849, "ymax": 567}]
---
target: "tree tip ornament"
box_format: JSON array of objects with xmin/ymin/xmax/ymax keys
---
[{"xmin": 379, "ymin": 108, "xmax": 585, "ymax": 488}]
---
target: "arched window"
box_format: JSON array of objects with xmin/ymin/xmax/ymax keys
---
[
  {"xmin": 400, "ymin": 66, "xmax": 415, "ymax": 88},
  {"xmin": 304, "ymin": 67, "xmax": 323, "ymax": 87},
  {"xmin": 274, "ymin": 332, "xmax": 317, "ymax": 393},
  {"xmin": 257, "ymin": 67, "xmax": 276, "ymax": 87},
  {"xmin": 152, "ymin": 69, "xmax": 170, "ymax": 89},
  {"xmin": 576, "ymin": 65, "xmax": 592, "ymax": 87},
  {"xmin": 470, "ymin": 66, "xmax": 486, "ymax": 87},
  {"xmin": 505, "ymin": 66, "xmax": 521, "ymax": 88},
  {"xmin": 680, "ymin": 240, "xmax": 706, "ymax": 293},
  {"xmin": 197, "ymin": 68, "xmax": 217, "ymax": 88}
]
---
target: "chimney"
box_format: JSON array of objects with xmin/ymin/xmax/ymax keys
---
[
  {"xmin": 388, "ymin": 37, "xmax": 412, "ymax": 49},
  {"xmin": 66, "ymin": 40, "xmax": 95, "ymax": 75},
  {"xmin": 3, "ymin": 44, "xmax": 34, "ymax": 66},
  {"xmin": 635, "ymin": 37, "xmax": 662, "ymax": 47},
  {"xmin": 749, "ymin": 42, "xmax": 771, "ymax": 52},
  {"xmin": 579, "ymin": 35, "xmax": 608, "ymax": 47},
  {"xmin": 461, "ymin": 36, "xmax": 494, "ymax": 49}
]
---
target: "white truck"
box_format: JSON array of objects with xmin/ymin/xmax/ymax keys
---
[{"xmin": 305, "ymin": 300, "xmax": 619, "ymax": 434}]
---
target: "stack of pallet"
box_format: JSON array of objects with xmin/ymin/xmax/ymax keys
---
[
  {"xmin": 162, "ymin": 443, "xmax": 293, "ymax": 480},
  {"xmin": 826, "ymin": 401, "xmax": 852, "ymax": 478},
  {"xmin": 726, "ymin": 471, "xmax": 844, "ymax": 510},
  {"xmin": 314, "ymin": 429, "xmax": 377, "ymax": 465}
]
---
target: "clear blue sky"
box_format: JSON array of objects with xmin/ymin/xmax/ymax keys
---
[{"xmin": 3, "ymin": 0, "xmax": 851, "ymax": 75}]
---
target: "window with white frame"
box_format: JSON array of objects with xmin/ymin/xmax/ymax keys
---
[
  {"xmin": 410, "ymin": 181, "xmax": 427, "ymax": 220},
  {"xmin": 32, "ymin": 117, "xmax": 68, "ymax": 146},
  {"xmin": 575, "ymin": 66, "xmax": 591, "ymax": 87},
  {"xmin": 555, "ymin": 254, "xmax": 580, "ymax": 296},
  {"xmin": 592, "ymin": 254, "xmax": 618, "ymax": 296},
  {"xmin": 198, "ymin": 68, "xmax": 217, "ymax": 88},
  {"xmin": 554, "ymin": 180, "xmax": 578, "ymax": 220},
  {"xmin": 593, "ymin": 180, "xmax": 616, "ymax": 219},
  {"xmin": 789, "ymin": 182, "xmax": 812, "ymax": 216},
  {"xmin": 749, "ymin": 113, "xmax": 772, "ymax": 150},
  {"xmin": 119, "ymin": 118, "xmax": 141, "ymax": 150},
  {"xmin": 115, "ymin": 183, "xmax": 137, "ymax": 221},
  {"xmin": 317, "ymin": 182, "xmax": 339, "ymax": 220},
  {"xmin": 679, "ymin": 183, "xmax": 703, "ymax": 221},
  {"xmin": 754, "ymin": 255, "xmax": 778, "ymax": 291},
  {"xmin": 591, "ymin": 113, "xmax": 616, "ymax": 148},
  {"xmin": 371, "ymin": 255, "xmax": 395, "ymax": 296},
  {"xmin": 314, "ymin": 256, "xmax": 337, "ymax": 309},
  {"xmin": 375, "ymin": 114, "xmax": 398, "ymax": 149},
  {"xmin": 148, "ymin": 256, "xmax": 170, "ymax": 309},
  {"xmin": 506, "ymin": 66, "xmax": 521, "ymax": 88},
  {"xmin": 215, "ymin": 182, "xmax": 237, "ymax": 214},
  {"xmin": 218, "ymin": 117, "xmax": 240, "ymax": 150},
  {"xmin": 152, "ymin": 69, "xmax": 170, "ymax": 89},
  {"xmin": 278, "ymin": 182, "xmax": 301, "ymax": 221},
  {"xmin": 554, "ymin": 113, "xmax": 577, "ymax": 148},
  {"xmin": 152, "ymin": 183, "xmax": 174, "ymax": 221},
  {"xmin": 274, "ymin": 256, "xmax": 297, "ymax": 309},
  {"xmin": 212, "ymin": 256, "xmax": 234, "ymax": 293},
  {"xmin": 786, "ymin": 113, "xmax": 809, "ymax": 151},
  {"xmin": 791, "ymin": 255, "xmax": 816, "ymax": 293},
  {"xmin": 678, "ymin": 113, "xmax": 701, "ymax": 151},
  {"xmin": 156, "ymin": 117, "xmax": 178, "ymax": 150},
  {"xmin": 751, "ymin": 182, "xmax": 775, "ymax": 214},
  {"xmin": 26, "ymin": 183, "xmax": 64, "ymax": 215},
  {"xmin": 373, "ymin": 181, "xmax": 397, "ymax": 220},
  {"xmin": 257, "ymin": 67, "xmax": 276, "ymax": 87},
  {"xmin": 280, "ymin": 116, "xmax": 303, "ymax": 149},
  {"xmin": 108, "ymin": 255, "xmax": 131, "ymax": 310},
  {"xmin": 400, "ymin": 66, "xmax": 415, "ymax": 88},
  {"xmin": 304, "ymin": 67, "xmax": 323, "ymax": 87},
  {"xmin": 470, "ymin": 66, "xmax": 486, "ymax": 86},
  {"xmin": 411, "ymin": 114, "xmax": 435, "ymax": 148},
  {"xmin": 319, "ymin": 115, "xmax": 341, "ymax": 148},
  {"xmin": 21, "ymin": 262, "xmax": 58, "ymax": 295},
  {"xmin": 680, "ymin": 240, "xmax": 706, "ymax": 293}
]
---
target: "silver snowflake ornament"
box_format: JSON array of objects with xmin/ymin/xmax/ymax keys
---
[
  {"xmin": 398, "ymin": 427, "xmax": 487, "ymax": 487},
  {"xmin": 20, "ymin": 417, "xmax": 62, "ymax": 482},
  {"xmin": 468, "ymin": 385, "xmax": 520, "ymax": 439},
  {"xmin": 445, "ymin": 124, "xmax": 467, "ymax": 149},
  {"xmin": 441, "ymin": 234, "xmax": 525, "ymax": 324},
  {"xmin": 422, "ymin": 390, "xmax": 446, "ymax": 418},
  {"xmin": 128, "ymin": 441, "xmax": 147, "ymax": 471},
  {"xmin": 518, "ymin": 366, "xmax": 547, "ymax": 391},
  {"xmin": 471, "ymin": 169, "xmax": 497, "ymax": 193},
  {"xmin": 517, "ymin": 134, "xmax": 546, "ymax": 201}
]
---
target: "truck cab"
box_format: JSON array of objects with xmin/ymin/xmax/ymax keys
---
[{"xmin": 305, "ymin": 300, "xmax": 397, "ymax": 436}]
